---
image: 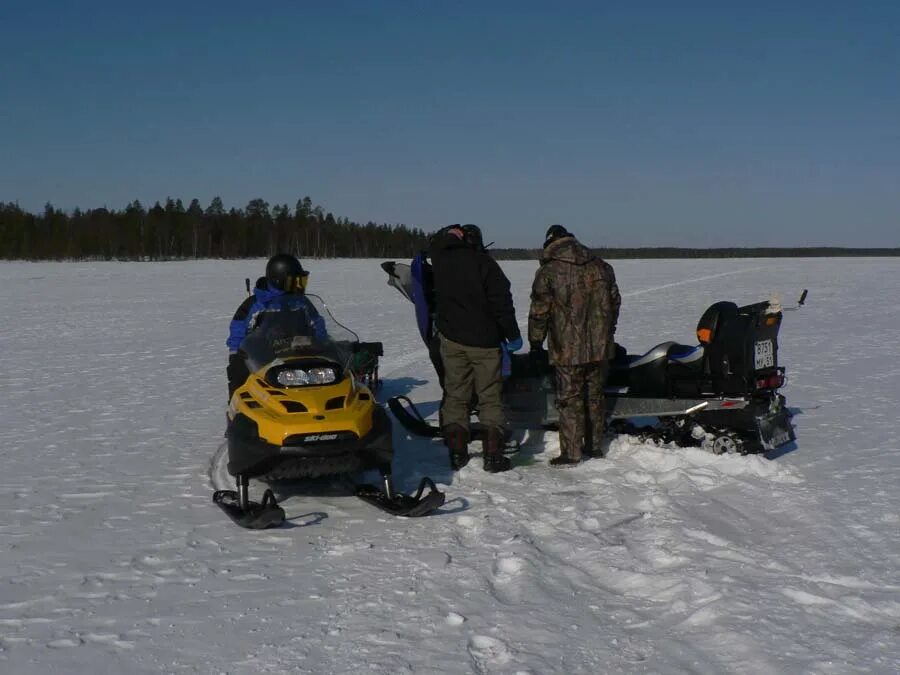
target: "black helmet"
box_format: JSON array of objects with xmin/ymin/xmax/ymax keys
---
[
  {"xmin": 265, "ymin": 253, "xmax": 308, "ymax": 292},
  {"xmin": 461, "ymin": 224, "xmax": 484, "ymax": 250},
  {"xmin": 543, "ymin": 224, "xmax": 571, "ymax": 248}
]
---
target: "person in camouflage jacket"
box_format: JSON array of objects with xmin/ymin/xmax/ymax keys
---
[{"xmin": 528, "ymin": 225, "xmax": 621, "ymax": 465}]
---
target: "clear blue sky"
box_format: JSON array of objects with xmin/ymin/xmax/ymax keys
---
[{"xmin": 1, "ymin": 1, "xmax": 898, "ymax": 247}]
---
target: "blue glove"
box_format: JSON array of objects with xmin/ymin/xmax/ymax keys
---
[{"xmin": 504, "ymin": 336, "xmax": 523, "ymax": 353}]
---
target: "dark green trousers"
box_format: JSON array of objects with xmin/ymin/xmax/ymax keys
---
[{"xmin": 439, "ymin": 335, "xmax": 505, "ymax": 431}]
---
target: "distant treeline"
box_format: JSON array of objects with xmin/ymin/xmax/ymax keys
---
[
  {"xmin": 0, "ymin": 197, "xmax": 429, "ymax": 260},
  {"xmin": 491, "ymin": 246, "xmax": 900, "ymax": 260},
  {"xmin": 1, "ymin": 199, "xmax": 897, "ymax": 260}
]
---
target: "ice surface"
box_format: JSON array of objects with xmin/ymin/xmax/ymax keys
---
[{"xmin": 0, "ymin": 258, "xmax": 898, "ymax": 674}]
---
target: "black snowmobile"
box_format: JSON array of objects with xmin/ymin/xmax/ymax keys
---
[
  {"xmin": 213, "ymin": 293, "xmax": 445, "ymax": 529},
  {"xmin": 381, "ymin": 256, "xmax": 800, "ymax": 456}
]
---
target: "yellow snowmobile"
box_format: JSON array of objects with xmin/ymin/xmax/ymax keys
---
[{"xmin": 213, "ymin": 293, "xmax": 444, "ymax": 528}]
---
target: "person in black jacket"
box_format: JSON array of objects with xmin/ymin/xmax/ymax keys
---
[{"xmin": 429, "ymin": 224, "xmax": 523, "ymax": 473}]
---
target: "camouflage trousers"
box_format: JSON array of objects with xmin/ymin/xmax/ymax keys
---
[
  {"xmin": 439, "ymin": 335, "xmax": 505, "ymax": 431},
  {"xmin": 555, "ymin": 362, "xmax": 609, "ymax": 460}
]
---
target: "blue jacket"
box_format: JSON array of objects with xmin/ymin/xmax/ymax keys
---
[{"xmin": 226, "ymin": 278, "xmax": 323, "ymax": 353}]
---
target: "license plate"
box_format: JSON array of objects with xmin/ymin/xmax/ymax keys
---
[{"xmin": 754, "ymin": 339, "xmax": 775, "ymax": 369}]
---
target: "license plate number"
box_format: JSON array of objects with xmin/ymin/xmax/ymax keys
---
[{"xmin": 754, "ymin": 339, "xmax": 775, "ymax": 369}]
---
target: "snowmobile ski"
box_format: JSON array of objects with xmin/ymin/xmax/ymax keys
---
[
  {"xmin": 213, "ymin": 488, "xmax": 286, "ymax": 529},
  {"xmin": 387, "ymin": 395, "xmax": 521, "ymax": 452},
  {"xmin": 355, "ymin": 476, "xmax": 446, "ymax": 517}
]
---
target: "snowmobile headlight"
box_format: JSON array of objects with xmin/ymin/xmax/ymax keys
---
[
  {"xmin": 307, "ymin": 367, "xmax": 336, "ymax": 385},
  {"xmin": 276, "ymin": 368, "xmax": 310, "ymax": 386},
  {"xmin": 273, "ymin": 366, "xmax": 336, "ymax": 387}
]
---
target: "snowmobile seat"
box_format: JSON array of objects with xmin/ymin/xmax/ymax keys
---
[
  {"xmin": 654, "ymin": 302, "xmax": 741, "ymax": 390},
  {"xmin": 608, "ymin": 341, "xmax": 706, "ymax": 394},
  {"xmin": 696, "ymin": 301, "xmax": 739, "ymax": 346},
  {"xmin": 626, "ymin": 341, "xmax": 678, "ymax": 368},
  {"xmin": 610, "ymin": 341, "xmax": 676, "ymax": 393},
  {"xmin": 667, "ymin": 344, "xmax": 705, "ymax": 367}
]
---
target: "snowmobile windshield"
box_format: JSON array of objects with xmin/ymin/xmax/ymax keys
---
[{"xmin": 239, "ymin": 294, "xmax": 360, "ymax": 374}]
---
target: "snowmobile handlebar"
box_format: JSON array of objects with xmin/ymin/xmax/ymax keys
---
[{"xmin": 783, "ymin": 288, "xmax": 809, "ymax": 312}]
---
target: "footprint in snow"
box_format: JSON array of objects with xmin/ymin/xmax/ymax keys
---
[
  {"xmin": 84, "ymin": 632, "xmax": 135, "ymax": 649},
  {"xmin": 577, "ymin": 517, "xmax": 601, "ymax": 532},
  {"xmin": 456, "ymin": 515, "xmax": 478, "ymax": 529},
  {"xmin": 468, "ymin": 635, "xmax": 511, "ymax": 669},
  {"xmin": 326, "ymin": 542, "xmax": 374, "ymax": 556},
  {"xmin": 493, "ymin": 556, "xmax": 524, "ymax": 581}
]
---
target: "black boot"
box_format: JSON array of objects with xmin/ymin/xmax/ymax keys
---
[
  {"xmin": 443, "ymin": 424, "xmax": 470, "ymax": 470},
  {"xmin": 483, "ymin": 427, "xmax": 511, "ymax": 473},
  {"xmin": 550, "ymin": 454, "xmax": 581, "ymax": 467}
]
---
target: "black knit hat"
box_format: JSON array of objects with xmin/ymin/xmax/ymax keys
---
[
  {"xmin": 461, "ymin": 224, "xmax": 484, "ymax": 250},
  {"xmin": 543, "ymin": 224, "xmax": 571, "ymax": 248}
]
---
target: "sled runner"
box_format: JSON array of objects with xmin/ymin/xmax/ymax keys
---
[{"xmin": 388, "ymin": 395, "xmax": 521, "ymax": 452}]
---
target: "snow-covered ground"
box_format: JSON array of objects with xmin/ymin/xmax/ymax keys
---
[{"xmin": 1, "ymin": 257, "xmax": 898, "ymax": 674}]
